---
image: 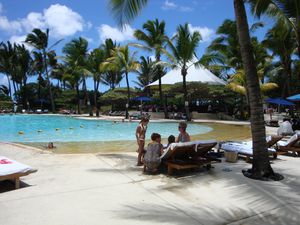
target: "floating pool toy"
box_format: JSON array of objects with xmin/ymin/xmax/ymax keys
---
[
  {"xmin": 69, "ymin": 127, "xmax": 74, "ymax": 129},
  {"xmin": 55, "ymin": 128, "xmax": 60, "ymax": 131},
  {"xmin": 18, "ymin": 131, "xmax": 24, "ymax": 135},
  {"xmin": 80, "ymin": 125, "xmax": 84, "ymax": 128},
  {"xmin": 37, "ymin": 130, "xmax": 43, "ymax": 133}
]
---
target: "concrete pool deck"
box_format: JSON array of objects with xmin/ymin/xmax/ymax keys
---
[{"xmin": 1, "ymin": 142, "xmax": 300, "ymax": 225}]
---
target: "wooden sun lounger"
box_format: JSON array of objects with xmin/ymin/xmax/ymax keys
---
[
  {"xmin": 161, "ymin": 140, "xmax": 219, "ymax": 175},
  {"xmin": 276, "ymin": 134, "xmax": 300, "ymax": 156},
  {"xmin": 0, "ymin": 157, "xmax": 37, "ymax": 189}
]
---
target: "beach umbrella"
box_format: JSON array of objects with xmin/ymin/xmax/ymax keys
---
[
  {"xmin": 287, "ymin": 94, "xmax": 300, "ymax": 101},
  {"xmin": 265, "ymin": 98, "xmax": 295, "ymax": 106},
  {"xmin": 131, "ymin": 96, "xmax": 153, "ymax": 114}
]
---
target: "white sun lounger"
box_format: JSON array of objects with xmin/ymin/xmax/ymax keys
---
[
  {"xmin": 0, "ymin": 156, "xmax": 37, "ymax": 189},
  {"xmin": 220, "ymin": 136, "xmax": 281, "ymax": 161}
]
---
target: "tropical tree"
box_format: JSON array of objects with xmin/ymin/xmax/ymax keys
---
[
  {"xmin": 103, "ymin": 45, "xmax": 139, "ymax": 118},
  {"xmin": 134, "ymin": 56, "xmax": 154, "ymax": 88},
  {"xmin": 165, "ymin": 23, "xmax": 202, "ymax": 121},
  {"xmin": 62, "ymin": 38, "xmax": 89, "ymax": 114},
  {"xmin": 86, "ymin": 48, "xmax": 105, "ymax": 116},
  {"xmin": 249, "ymin": 0, "xmax": 300, "ymax": 58},
  {"xmin": 234, "ymin": 0, "xmax": 277, "ymax": 179},
  {"xmin": 134, "ymin": 19, "xmax": 169, "ymax": 118},
  {"xmin": 25, "ymin": 29, "xmax": 56, "ymax": 112},
  {"xmin": 101, "ymin": 39, "xmax": 123, "ymax": 89},
  {"xmin": 263, "ymin": 20, "xmax": 296, "ymax": 97}
]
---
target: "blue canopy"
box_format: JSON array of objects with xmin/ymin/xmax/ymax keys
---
[
  {"xmin": 265, "ymin": 98, "xmax": 295, "ymax": 106},
  {"xmin": 287, "ymin": 94, "xmax": 300, "ymax": 101},
  {"xmin": 131, "ymin": 96, "xmax": 152, "ymax": 102}
]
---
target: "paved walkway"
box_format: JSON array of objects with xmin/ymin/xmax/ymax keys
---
[{"xmin": 0, "ymin": 143, "xmax": 300, "ymax": 225}]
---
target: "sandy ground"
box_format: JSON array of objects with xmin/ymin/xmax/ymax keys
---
[{"xmin": 1, "ymin": 141, "xmax": 300, "ymax": 225}]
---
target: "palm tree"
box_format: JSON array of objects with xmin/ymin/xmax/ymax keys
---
[
  {"xmin": 134, "ymin": 56, "xmax": 154, "ymax": 88},
  {"xmin": 31, "ymin": 51, "xmax": 45, "ymax": 99},
  {"xmin": 234, "ymin": 0, "xmax": 275, "ymax": 179},
  {"xmin": 263, "ymin": 20, "xmax": 295, "ymax": 97},
  {"xmin": 101, "ymin": 39, "xmax": 122, "ymax": 90},
  {"xmin": 249, "ymin": 0, "xmax": 300, "ymax": 58},
  {"xmin": 86, "ymin": 48, "xmax": 105, "ymax": 117},
  {"xmin": 134, "ymin": 19, "xmax": 169, "ymax": 118},
  {"xmin": 25, "ymin": 29, "xmax": 56, "ymax": 112},
  {"xmin": 166, "ymin": 23, "xmax": 202, "ymax": 121},
  {"xmin": 63, "ymin": 37, "xmax": 89, "ymax": 114},
  {"xmin": 103, "ymin": 45, "xmax": 139, "ymax": 119}
]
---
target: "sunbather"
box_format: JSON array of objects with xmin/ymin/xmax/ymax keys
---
[
  {"xmin": 144, "ymin": 133, "xmax": 164, "ymax": 173},
  {"xmin": 135, "ymin": 117, "xmax": 149, "ymax": 166},
  {"xmin": 176, "ymin": 122, "xmax": 190, "ymax": 143}
]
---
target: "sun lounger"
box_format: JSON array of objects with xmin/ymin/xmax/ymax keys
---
[
  {"xmin": 160, "ymin": 140, "xmax": 219, "ymax": 175},
  {"xmin": 276, "ymin": 133, "xmax": 300, "ymax": 156},
  {"xmin": 0, "ymin": 156, "xmax": 37, "ymax": 189},
  {"xmin": 220, "ymin": 135, "xmax": 283, "ymax": 162}
]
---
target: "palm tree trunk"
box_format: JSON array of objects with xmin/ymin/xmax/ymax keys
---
[
  {"xmin": 43, "ymin": 49, "xmax": 55, "ymax": 113},
  {"xmin": 95, "ymin": 80, "xmax": 100, "ymax": 117},
  {"xmin": 296, "ymin": 16, "xmax": 300, "ymax": 58},
  {"xmin": 182, "ymin": 68, "xmax": 190, "ymax": 121},
  {"xmin": 234, "ymin": 0, "xmax": 274, "ymax": 179},
  {"xmin": 125, "ymin": 72, "xmax": 130, "ymax": 119},
  {"xmin": 5, "ymin": 74, "xmax": 12, "ymax": 99},
  {"xmin": 156, "ymin": 55, "xmax": 168, "ymax": 119},
  {"xmin": 23, "ymin": 78, "xmax": 28, "ymax": 110},
  {"xmin": 76, "ymin": 83, "xmax": 81, "ymax": 114}
]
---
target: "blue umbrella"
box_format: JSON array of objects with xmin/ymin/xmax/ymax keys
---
[
  {"xmin": 131, "ymin": 96, "xmax": 152, "ymax": 101},
  {"xmin": 287, "ymin": 94, "xmax": 300, "ymax": 101},
  {"xmin": 266, "ymin": 98, "xmax": 295, "ymax": 106}
]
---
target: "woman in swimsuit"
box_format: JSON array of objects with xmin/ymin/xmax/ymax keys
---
[
  {"xmin": 135, "ymin": 117, "xmax": 149, "ymax": 166},
  {"xmin": 176, "ymin": 122, "xmax": 190, "ymax": 143}
]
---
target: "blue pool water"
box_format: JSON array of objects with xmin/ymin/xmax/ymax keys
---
[{"xmin": 0, "ymin": 115, "xmax": 213, "ymax": 143}]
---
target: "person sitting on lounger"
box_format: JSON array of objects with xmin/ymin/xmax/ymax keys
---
[
  {"xmin": 144, "ymin": 133, "xmax": 164, "ymax": 173},
  {"xmin": 176, "ymin": 122, "xmax": 190, "ymax": 143},
  {"xmin": 277, "ymin": 118, "xmax": 294, "ymax": 136}
]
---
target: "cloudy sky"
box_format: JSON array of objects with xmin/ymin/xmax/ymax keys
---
[{"xmin": 0, "ymin": 0, "xmax": 272, "ymax": 91}]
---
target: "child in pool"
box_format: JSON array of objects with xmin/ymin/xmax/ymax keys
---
[{"xmin": 143, "ymin": 133, "xmax": 164, "ymax": 173}]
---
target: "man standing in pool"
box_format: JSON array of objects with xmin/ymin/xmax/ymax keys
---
[{"xmin": 135, "ymin": 117, "xmax": 149, "ymax": 166}]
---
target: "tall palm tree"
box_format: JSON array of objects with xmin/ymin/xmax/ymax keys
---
[
  {"xmin": 63, "ymin": 37, "xmax": 89, "ymax": 114},
  {"xmin": 166, "ymin": 23, "xmax": 202, "ymax": 121},
  {"xmin": 103, "ymin": 45, "xmax": 140, "ymax": 119},
  {"xmin": 86, "ymin": 48, "xmax": 105, "ymax": 117},
  {"xmin": 101, "ymin": 39, "xmax": 122, "ymax": 90},
  {"xmin": 31, "ymin": 51, "xmax": 45, "ymax": 99},
  {"xmin": 234, "ymin": 0, "xmax": 275, "ymax": 179},
  {"xmin": 263, "ymin": 20, "xmax": 295, "ymax": 97},
  {"xmin": 134, "ymin": 56, "xmax": 154, "ymax": 88},
  {"xmin": 249, "ymin": 0, "xmax": 300, "ymax": 58},
  {"xmin": 25, "ymin": 29, "xmax": 55, "ymax": 112},
  {"xmin": 134, "ymin": 19, "xmax": 169, "ymax": 118}
]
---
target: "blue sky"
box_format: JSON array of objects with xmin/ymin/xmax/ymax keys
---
[{"xmin": 0, "ymin": 0, "xmax": 274, "ymax": 92}]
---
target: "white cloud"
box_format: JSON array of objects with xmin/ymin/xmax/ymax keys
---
[
  {"xmin": 0, "ymin": 4, "xmax": 85, "ymax": 39},
  {"xmin": 86, "ymin": 21, "xmax": 93, "ymax": 30},
  {"xmin": 188, "ymin": 24, "xmax": 215, "ymax": 42},
  {"xmin": 9, "ymin": 35, "xmax": 33, "ymax": 50},
  {"xmin": 162, "ymin": 0, "xmax": 177, "ymax": 10},
  {"xmin": 161, "ymin": 0, "xmax": 193, "ymax": 12},
  {"xmin": 43, "ymin": 4, "xmax": 84, "ymax": 38},
  {"xmin": 98, "ymin": 24, "xmax": 135, "ymax": 43}
]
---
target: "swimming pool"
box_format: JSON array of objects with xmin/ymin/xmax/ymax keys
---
[{"xmin": 0, "ymin": 115, "xmax": 213, "ymax": 143}]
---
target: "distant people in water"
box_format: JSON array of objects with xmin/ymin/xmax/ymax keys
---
[
  {"xmin": 135, "ymin": 117, "xmax": 149, "ymax": 166},
  {"xmin": 176, "ymin": 122, "xmax": 190, "ymax": 143},
  {"xmin": 143, "ymin": 133, "xmax": 163, "ymax": 173},
  {"xmin": 47, "ymin": 142, "xmax": 54, "ymax": 149},
  {"xmin": 277, "ymin": 118, "xmax": 294, "ymax": 136}
]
